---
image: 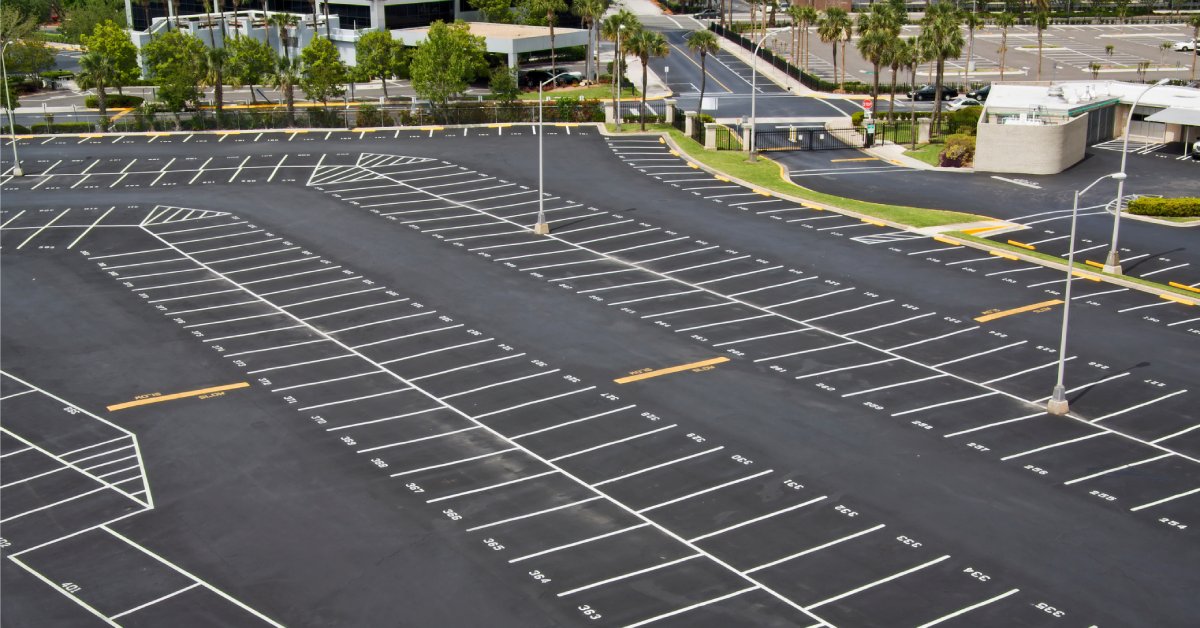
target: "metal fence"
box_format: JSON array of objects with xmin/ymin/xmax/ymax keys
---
[
  {"xmin": 754, "ymin": 126, "xmax": 867, "ymax": 152},
  {"xmin": 18, "ymin": 101, "xmax": 608, "ymax": 134}
]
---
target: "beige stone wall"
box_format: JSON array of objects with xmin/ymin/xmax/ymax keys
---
[{"xmin": 974, "ymin": 114, "xmax": 1089, "ymax": 175}]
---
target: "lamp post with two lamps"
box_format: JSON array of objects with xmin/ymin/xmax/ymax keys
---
[
  {"xmin": 1102, "ymin": 78, "xmax": 1171, "ymax": 275},
  {"xmin": 748, "ymin": 26, "xmax": 789, "ymax": 162},
  {"xmin": 533, "ymin": 72, "xmax": 572, "ymax": 235},
  {"xmin": 1046, "ymin": 171, "xmax": 1125, "ymax": 416},
  {"xmin": 1, "ymin": 40, "xmax": 25, "ymax": 177}
]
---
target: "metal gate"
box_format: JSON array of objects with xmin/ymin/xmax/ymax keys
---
[{"xmin": 754, "ymin": 126, "xmax": 865, "ymax": 152}]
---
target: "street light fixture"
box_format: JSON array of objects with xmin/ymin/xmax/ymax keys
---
[
  {"xmin": 1, "ymin": 41, "xmax": 25, "ymax": 177},
  {"xmin": 1103, "ymin": 78, "xmax": 1171, "ymax": 275},
  {"xmin": 533, "ymin": 72, "xmax": 572, "ymax": 236},
  {"xmin": 1047, "ymin": 171, "xmax": 1125, "ymax": 416},
  {"xmin": 749, "ymin": 26, "xmax": 789, "ymax": 162}
]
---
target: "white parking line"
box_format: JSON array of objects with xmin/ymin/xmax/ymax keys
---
[
  {"xmin": 728, "ymin": 277, "xmax": 815, "ymax": 297},
  {"xmin": 1063, "ymin": 453, "xmax": 1173, "ymax": 485},
  {"xmin": 146, "ymin": 288, "xmax": 243, "ymax": 304},
  {"xmin": 675, "ymin": 314, "xmax": 772, "ymax": 333},
  {"xmin": 470, "ymin": 387, "xmax": 596, "ymax": 419},
  {"xmin": 609, "ymin": 289, "xmax": 702, "ymax": 306},
  {"xmin": 208, "ymin": 246, "xmax": 302, "ymax": 266},
  {"xmin": 409, "ymin": 353, "xmax": 527, "ymax": 381},
  {"xmin": 17, "ymin": 209, "xmax": 70, "ymax": 249},
  {"xmin": 802, "ymin": 299, "xmax": 893, "ymax": 323},
  {"xmin": 108, "ymin": 583, "xmax": 203, "ymax": 621},
  {"xmin": 844, "ymin": 312, "xmax": 935, "ymax": 337},
  {"xmin": 638, "ymin": 469, "xmax": 774, "ymax": 514},
  {"xmin": 1152, "ymin": 423, "xmax": 1200, "ymax": 444},
  {"xmin": 942, "ymin": 411, "xmax": 1046, "ymax": 437},
  {"xmin": 593, "ymin": 447, "xmax": 724, "ymax": 486},
  {"xmin": 1089, "ymin": 389, "xmax": 1188, "ymax": 423},
  {"xmin": 694, "ymin": 265, "xmax": 783, "ymax": 285},
  {"xmin": 549, "ymin": 425, "xmax": 677, "ymax": 462},
  {"xmin": 325, "ymin": 311, "xmax": 433, "ymax": 334},
  {"xmin": 557, "ymin": 553, "xmax": 704, "ymax": 597},
  {"xmin": 753, "ymin": 341, "xmax": 853, "ymax": 363},
  {"xmin": 355, "ymin": 324, "xmax": 465, "ymax": 350},
  {"xmin": 325, "ymin": 406, "xmax": 445, "ymax": 432},
  {"xmin": 915, "ymin": 589, "xmax": 1021, "ymax": 628},
  {"xmin": 205, "ymin": 324, "xmax": 306, "ymax": 342},
  {"xmin": 1032, "ymin": 371, "xmax": 1130, "ymax": 401},
  {"xmin": 425, "ymin": 470, "xmax": 559, "ymax": 503},
  {"xmin": 745, "ymin": 524, "xmax": 886, "ymax": 574},
  {"xmin": 246, "ymin": 354, "xmax": 356, "ymax": 373},
  {"xmin": 688, "ymin": 495, "xmax": 828, "ymax": 543},
  {"xmin": 389, "ymin": 447, "xmax": 521, "ymax": 478},
  {"xmin": 356, "ymin": 425, "xmax": 484, "ymax": 453},
  {"xmin": 172, "ymin": 229, "xmax": 265, "ymax": 245},
  {"xmin": 1130, "ymin": 487, "xmax": 1200, "ymax": 512},
  {"xmin": 303, "ymin": 299, "xmax": 409, "ymax": 320},
  {"xmin": 804, "ymin": 555, "xmax": 950, "ymax": 610},
  {"xmin": 465, "ymin": 496, "xmax": 605, "ymax": 532},
  {"xmin": 67, "ymin": 207, "xmax": 116, "ymax": 249},
  {"xmin": 279, "ymin": 287, "xmax": 385, "ymax": 309},
  {"xmin": 933, "ymin": 341, "xmax": 1028, "ymax": 368},
  {"xmin": 271, "ymin": 370, "xmax": 384, "ymax": 393},
  {"xmin": 577, "ymin": 278, "xmax": 671, "ymax": 294},
  {"xmin": 842, "ymin": 373, "xmax": 946, "ymax": 398},
  {"xmin": 623, "ymin": 587, "xmax": 760, "ymax": 628},
  {"xmin": 794, "ymin": 358, "xmax": 899, "ymax": 381},
  {"xmin": 1000, "ymin": 431, "xmax": 1106, "ymax": 461},
  {"xmin": 981, "ymin": 357, "xmax": 1070, "ymax": 385},
  {"xmin": 507, "ymin": 524, "xmax": 651, "ymax": 563},
  {"xmin": 441, "ymin": 369, "xmax": 560, "ymax": 399},
  {"xmin": 712, "ymin": 329, "xmax": 807, "ymax": 347},
  {"xmin": 763, "ymin": 287, "xmax": 855, "ymax": 309},
  {"xmin": 510, "ymin": 405, "xmax": 637, "ymax": 440}
]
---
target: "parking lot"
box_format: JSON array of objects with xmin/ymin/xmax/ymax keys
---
[{"xmin": 2, "ymin": 129, "xmax": 1197, "ymax": 626}]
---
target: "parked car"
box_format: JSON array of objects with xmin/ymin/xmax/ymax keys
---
[
  {"xmin": 520, "ymin": 70, "xmax": 580, "ymax": 88},
  {"xmin": 945, "ymin": 97, "xmax": 983, "ymax": 111},
  {"xmin": 1172, "ymin": 39, "xmax": 1196, "ymax": 52},
  {"xmin": 966, "ymin": 84, "xmax": 990, "ymax": 101},
  {"xmin": 695, "ymin": 8, "xmax": 720, "ymax": 19},
  {"xmin": 907, "ymin": 84, "xmax": 958, "ymax": 101}
]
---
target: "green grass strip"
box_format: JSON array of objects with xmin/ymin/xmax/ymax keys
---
[{"xmin": 621, "ymin": 124, "xmax": 983, "ymax": 229}]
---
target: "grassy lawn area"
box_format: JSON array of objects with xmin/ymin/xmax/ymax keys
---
[
  {"xmin": 904, "ymin": 142, "xmax": 944, "ymax": 167},
  {"xmin": 618, "ymin": 125, "xmax": 982, "ymax": 229},
  {"xmin": 518, "ymin": 86, "xmax": 636, "ymax": 101}
]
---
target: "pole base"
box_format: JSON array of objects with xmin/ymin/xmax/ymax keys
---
[
  {"xmin": 532, "ymin": 222, "xmax": 550, "ymax": 235},
  {"xmin": 747, "ymin": 153, "xmax": 757, "ymax": 163},
  {"xmin": 1046, "ymin": 398, "xmax": 1070, "ymax": 415},
  {"xmin": 12, "ymin": 166, "xmax": 23, "ymax": 177},
  {"xmin": 1102, "ymin": 251, "xmax": 1122, "ymax": 276}
]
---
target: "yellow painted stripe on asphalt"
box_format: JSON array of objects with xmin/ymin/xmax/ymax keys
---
[
  {"xmin": 614, "ymin": 357, "xmax": 730, "ymax": 384},
  {"xmin": 962, "ymin": 225, "xmax": 1005, "ymax": 235},
  {"xmin": 556, "ymin": 123, "xmax": 580, "ymax": 127},
  {"xmin": 974, "ymin": 299, "xmax": 1063, "ymax": 323},
  {"xmin": 933, "ymin": 236, "xmax": 960, "ymax": 245},
  {"xmin": 1084, "ymin": 259, "xmax": 1105, "ymax": 268},
  {"xmin": 420, "ymin": 126, "xmax": 444, "ymax": 131},
  {"xmin": 1006, "ymin": 240, "xmax": 1035, "ymax": 250},
  {"xmin": 489, "ymin": 123, "xmax": 513, "ymax": 128},
  {"xmin": 862, "ymin": 219, "xmax": 886, "ymax": 227},
  {"xmin": 1072, "ymin": 271, "xmax": 1101, "ymax": 282},
  {"xmin": 1169, "ymin": 282, "xmax": 1200, "ymax": 294},
  {"xmin": 290, "ymin": 130, "xmax": 309, "ymax": 134},
  {"xmin": 216, "ymin": 130, "xmax": 241, "ymax": 135},
  {"xmin": 830, "ymin": 157, "xmax": 879, "ymax": 163},
  {"xmin": 715, "ymin": 175, "xmax": 730, "ymax": 182},
  {"xmin": 109, "ymin": 108, "xmax": 135, "ymax": 122},
  {"xmin": 669, "ymin": 149, "xmax": 680, "ymax": 156},
  {"xmin": 108, "ymin": 382, "xmax": 250, "ymax": 411},
  {"xmin": 688, "ymin": 162, "xmax": 699, "ymax": 169},
  {"xmin": 989, "ymin": 250, "xmax": 1019, "ymax": 261},
  {"xmin": 658, "ymin": 137, "xmax": 665, "ymax": 144},
  {"xmin": 77, "ymin": 134, "xmax": 104, "ymax": 138},
  {"xmin": 1160, "ymin": 293, "xmax": 1195, "ymax": 305},
  {"xmin": 753, "ymin": 189, "xmax": 771, "ymax": 196}
]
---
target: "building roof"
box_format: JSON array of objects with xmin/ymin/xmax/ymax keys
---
[
  {"xmin": 987, "ymin": 81, "xmax": 1200, "ymax": 119},
  {"xmin": 392, "ymin": 22, "xmax": 588, "ymax": 55},
  {"xmin": 1146, "ymin": 107, "xmax": 1200, "ymax": 126}
]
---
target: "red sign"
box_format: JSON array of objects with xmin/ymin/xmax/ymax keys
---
[{"xmin": 863, "ymin": 98, "xmax": 873, "ymax": 110}]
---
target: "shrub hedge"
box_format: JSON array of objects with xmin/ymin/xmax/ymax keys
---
[
  {"xmin": 85, "ymin": 94, "xmax": 144, "ymax": 108},
  {"xmin": 940, "ymin": 134, "xmax": 976, "ymax": 167},
  {"xmin": 1128, "ymin": 197, "xmax": 1200, "ymax": 218},
  {"xmin": 31, "ymin": 121, "xmax": 95, "ymax": 133}
]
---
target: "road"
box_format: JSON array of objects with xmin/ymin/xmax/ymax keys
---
[{"xmin": 1, "ymin": 128, "xmax": 1197, "ymax": 626}]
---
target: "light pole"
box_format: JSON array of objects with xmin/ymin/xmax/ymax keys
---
[
  {"xmin": 2, "ymin": 41, "xmax": 25, "ymax": 177},
  {"xmin": 534, "ymin": 72, "xmax": 572, "ymax": 236},
  {"xmin": 1047, "ymin": 171, "xmax": 1124, "ymax": 416},
  {"xmin": 613, "ymin": 24, "xmax": 625, "ymax": 132},
  {"xmin": 749, "ymin": 26, "xmax": 788, "ymax": 162},
  {"xmin": 1103, "ymin": 78, "xmax": 1171, "ymax": 275}
]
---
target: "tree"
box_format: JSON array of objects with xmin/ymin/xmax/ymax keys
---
[
  {"xmin": 521, "ymin": 0, "xmax": 568, "ymax": 75},
  {"xmin": 601, "ymin": 10, "xmax": 640, "ymax": 122},
  {"xmin": 269, "ymin": 12, "xmax": 299, "ymax": 60},
  {"xmin": 356, "ymin": 30, "xmax": 403, "ymax": 99},
  {"xmin": 61, "ymin": 0, "xmax": 122, "ymax": 43},
  {"xmin": 1032, "ymin": 8, "xmax": 1049, "ymax": 81},
  {"xmin": 227, "ymin": 35, "xmax": 274, "ymax": 103},
  {"xmin": 489, "ymin": 65, "xmax": 520, "ymax": 103},
  {"xmin": 469, "ymin": 0, "xmax": 514, "ymax": 23},
  {"xmin": 3, "ymin": 40, "xmax": 55, "ymax": 76},
  {"xmin": 409, "ymin": 20, "xmax": 486, "ymax": 118},
  {"xmin": 143, "ymin": 30, "xmax": 208, "ymax": 127},
  {"xmin": 996, "ymin": 11, "xmax": 1016, "ymax": 80},
  {"xmin": 269, "ymin": 54, "xmax": 299, "ymax": 125},
  {"xmin": 299, "ymin": 36, "xmax": 346, "ymax": 105},
  {"xmin": 625, "ymin": 28, "xmax": 667, "ymax": 131},
  {"xmin": 793, "ymin": 5, "xmax": 817, "ymax": 72},
  {"xmin": 77, "ymin": 53, "xmax": 118, "ymax": 127},
  {"xmin": 685, "ymin": 29, "xmax": 719, "ymax": 118},
  {"xmin": 1189, "ymin": 15, "xmax": 1200, "ymax": 80},
  {"xmin": 816, "ymin": 7, "xmax": 850, "ymax": 89},
  {"xmin": 1, "ymin": 5, "xmax": 40, "ymax": 48},
  {"xmin": 962, "ymin": 10, "xmax": 983, "ymax": 88},
  {"xmin": 856, "ymin": 3, "xmax": 902, "ymax": 101},
  {"xmin": 917, "ymin": 1, "xmax": 963, "ymax": 132},
  {"xmin": 80, "ymin": 20, "xmax": 139, "ymax": 96},
  {"xmin": 573, "ymin": 0, "xmax": 608, "ymax": 83}
]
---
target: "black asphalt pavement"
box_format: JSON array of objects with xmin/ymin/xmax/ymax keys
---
[{"xmin": 1, "ymin": 128, "xmax": 1197, "ymax": 627}]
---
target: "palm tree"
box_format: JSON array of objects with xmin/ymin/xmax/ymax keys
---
[
  {"xmin": 269, "ymin": 12, "xmax": 298, "ymax": 60},
  {"xmin": 685, "ymin": 29, "xmax": 719, "ymax": 118},
  {"xmin": 138, "ymin": 0, "xmax": 153, "ymax": 38},
  {"xmin": 962, "ymin": 10, "xmax": 984, "ymax": 88},
  {"xmin": 625, "ymin": 29, "xmax": 668, "ymax": 131},
  {"xmin": 602, "ymin": 11, "xmax": 640, "ymax": 123},
  {"xmin": 1032, "ymin": 0, "xmax": 1050, "ymax": 80},
  {"xmin": 573, "ymin": 0, "xmax": 608, "ymax": 83},
  {"xmin": 77, "ymin": 52, "xmax": 114, "ymax": 130},
  {"xmin": 996, "ymin": 11, "xmax": 1016, "ymax": 80},
  {"xmin": 884, "ymin": 37, "xmax": 910, "ymax": 121},
  {"xmin": 856, "ymin": 3, "xmax": 902, "ymax": 101},
  {"xmin": 817, "ymin": 7, "xmax": 850, "ymax": 89},
  {"xmin": 230, "ymin": 0, "xmax": 242, "ymax": 36},
  {"xmin": 205, "ymin": 47, "xmax": 229, "ymax": 122},
  {"xmin": 1188, "ymin": 15, "xmax": 1200, "ymax": 80},
  {"xmin": 796, "ymin": 5, "xmax": 818, "ymax": 73},
  {"xmin": 902, "ymin": 36, "xmax": 922, "ymax": 148},
  {"xmin": 270, "ymin": 54, "xmax": 299, "ymax": 126},
  {"xmin": 528, "ymin": 0, "xmax": 569, "ymax": 76},
  {"xmin": 917, "ymin": 1, "xmax": 963, "ymax": 132}
]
